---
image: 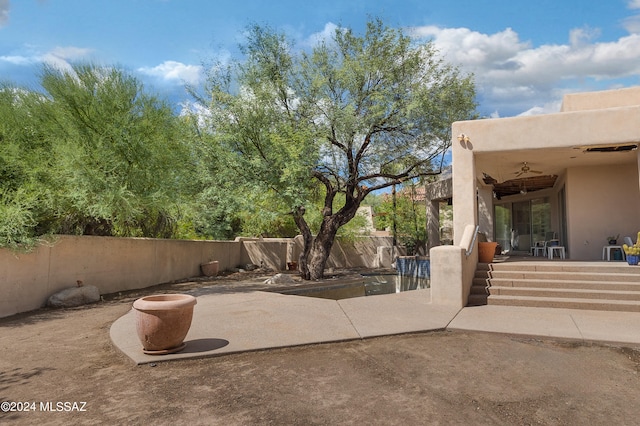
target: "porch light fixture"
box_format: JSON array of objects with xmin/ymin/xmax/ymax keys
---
[{"xmin": 457, "ymin": 133, "xmax": 470, "ymax": 143}]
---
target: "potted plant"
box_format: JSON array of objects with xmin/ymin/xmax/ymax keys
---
[
  {"xmin": 607, "ymin": 234, "xmax": 619, "ymax": 245},
  {"xmin": 478, "ymin": 241, "xmax": 498, "ymax": 263},
  {"xmin": 201, "ymin": 260, "xmax": 219, "ymax": 277},
  {"xmin": 133, "ymin": 294, "xmax": 197, "ymax": 354},
  {"xmin": 623, "ymin": 234, "xmax": 640, "ymax": 265}
]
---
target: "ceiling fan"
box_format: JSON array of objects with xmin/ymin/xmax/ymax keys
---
[{"xmin": 515, "ymin": 162, "xmax": 542, "ymax": 177}]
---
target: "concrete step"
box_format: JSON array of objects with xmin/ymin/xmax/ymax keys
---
[
  {"xmin": 470, "ymin": 284, "xmax": 488, "ymax": 295},
  {"xmin": 473, "ymin": 276, "xmax": 489, "ymax": 286},
  {"xmin": 470, "ymin": 261, "xmax": 640, "ymax": 310},
  {"xmin": 488, "ymin": 270, "xmax": 640, "ymax": 283},
  {"xmin": 467, "ymin": 293, "xmax": 488, "ymax": 306},
  {"xmin": 488, "ymin": 278, "xmax": 640, "ymax": 292},
  {"xmin": 489, "ymin": 262, "xmax": 640, "ymax": 275},
  {"xmin": 489, "ymin": 286, "xmax": 640, "ymax": 301},
  {"xmin": 487, "ymin": 295, "xmax": 640, "ymax": 312}
]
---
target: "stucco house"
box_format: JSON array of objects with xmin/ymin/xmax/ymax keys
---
[{"xmin": 429, "ymin": 86, "xmax": 640, "ymax": 308}]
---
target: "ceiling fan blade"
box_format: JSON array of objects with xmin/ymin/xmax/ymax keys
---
[
  {"xmin": 530, "ymin": 170, "xmax": 543, "ymax": 174},
  {"xmin": 515, "ymin": 171, "xmax": 524, "ymax": 177}
]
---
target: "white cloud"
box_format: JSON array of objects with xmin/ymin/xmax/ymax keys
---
[
  {"xmin": 48, "ymin": 46, "xmax": 92, "ymax": 60},
  {"xmin": 0, "ymin": 0, "xmax": 9, "ymax": 28},
  {"xmin": 40, "ymin": 46, "xmax": 93, "ymax": 74},
  {"xmin": 179, "ymin": 99, "xmax": 210, "ymax": 126},
  {"xmin": 303, "ymin": 22, "xmax": 339, "ymax": 47},
  {"xmin": 137, "ymin": 60, "xmax": 203, "ymax": 86},
  {"xmin": 569, "ymin": 26, "xmax": 601, "ymax": 46},
  {"xmin": 629, "ymin": 0, "xmax": 640, "ymax": 9},
  {"xmin": 0, "ymin": 45, "xmax": 92, "ymax": 73},
  {"xmin": 518, "ymin": 100, "xmax": 563, "ymax": 116},
  {"xmin": 622, "ymin": 14, "xmax": 640, "ymax": 33},
  {"xmin": 409, "ymin": 24, "xmax": 640, "ymax": 116},
  {"xmin": 0, "ymin": 54, "xmax": 32, "ymax": 65}
]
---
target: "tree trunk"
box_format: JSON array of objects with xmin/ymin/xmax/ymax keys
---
[
  {"xmin": 306, "ymin": 228, "xmax": 338, "ymax": 280},
  {"xmin": 299, "ymin": 208, "xmax": 357, "ymax": 280},
  {"xmin": 294, "ymin": 194, "xmax": 363, "ymax": 280}
]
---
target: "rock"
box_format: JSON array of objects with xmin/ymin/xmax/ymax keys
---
[
  {"xmin": 245, "ymin": 263, "xmax": 259, "ymax": 271},
  {"xmin": 263, "ymin": 273, "xmax": 296, "ymax": 285},
  {"xmin": 47, "ymin": 285, "xmax": 101, "ymax": 308}
]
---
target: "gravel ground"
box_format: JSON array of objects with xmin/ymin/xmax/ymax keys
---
[{"xmin": 2, "ymin": 270, "xmax": 640, "ymax": 425}]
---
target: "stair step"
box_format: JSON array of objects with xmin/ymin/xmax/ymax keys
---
[
  {"xmin": 470, "ymin": 285, "xmax": 488, "ymax": 295},
  {"xmin": 489, "ymin": 286, "xmax": 640, "ymax": 301},
  {"xmin": 488, "ymin": 295, "xmax": 640, "ymax": 312},
  {"xmin": 473, "ymin": 277, "xmax": 490, "ymax": 286},
  {"xmin": 467, "ymin": 293, "xmax": 488, "ymax": 306},
  {"xmin": 488, "ymin": 271, "xmax": 640, "ymax": 283},
  {"xmin": 489, "ymin": 262, "xmax": 640, "ymax": 275},
  {"xmin": 472, "ymin": 260, "xmax": 640, "ymax": 311},
  {"xmin": 488, "ymin": 278, "xmax": 640, "ymax": 292}
]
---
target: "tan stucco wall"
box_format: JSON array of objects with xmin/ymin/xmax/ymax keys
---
[
  {"xmin": 430, "ymin": 224, "xmax": 478, "ymax": 307},
  {"xmin": 452, "ymin": 105, "xmax": 640, "ymax": 244},
  {"xmin": 447, "ymin": 87, "xmax": 640, "ymax": 307},
  {"xmin": 566, "ymin": 163, "xmax": 640, "ymax": 259},
  {"xmin": 0, "ymin": 236, "xmax": 240, "ymax": 318},
  {"xmin": 0, "ymin": 234, "xmax": 394, "ymax": 318},
  {"xmin": 561, "ymin": 86, "xmax": 640, "ymax": 112}
]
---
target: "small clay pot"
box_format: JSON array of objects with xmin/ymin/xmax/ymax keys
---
[
  {"xmin": 201, "ymin": 260, "xmax": 219, "ymax": 277},
  {"xmin": 133, "ymin": 294, "xmax": 197, "ymax": 355},
  {"xmin": 478, "ymin": 242, "xmax": 498, "ymax": 263}
]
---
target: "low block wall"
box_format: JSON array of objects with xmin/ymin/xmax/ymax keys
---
[
  {"xmin": 0, "ymin": 235, "xmax": 241, "ymax": 318},
  {"xmin": 0, "ymin": 234, "xmax": 394, "ymax": 318}
]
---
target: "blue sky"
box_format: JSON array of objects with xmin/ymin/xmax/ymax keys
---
[{"xmin": 2, "ymin": 0, "xmax": 640, "ymax": 117}]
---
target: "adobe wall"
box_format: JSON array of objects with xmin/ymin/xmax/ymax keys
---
[
  {"xmin": 561, "ymin": 86, "xmax": 640, "ymax": 112},
  {"xmin": 0, "ymin": 235, "xmax": 240, "ymax": 318},
  {"xmin": 565, "ymin": 163, "xmax": 640, "ymax": 259},
  {"xmin": 0, "ymin": 234, "xmax": 394, "ymax": 318}
]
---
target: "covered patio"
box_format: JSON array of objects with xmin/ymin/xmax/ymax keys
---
[{"xmin": 429, "ymin": 86, "xmax": 640, "ymax": 308}]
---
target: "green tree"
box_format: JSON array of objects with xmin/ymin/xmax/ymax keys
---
[
  {"xmin": 197, "ymin": 19, "xmax": 476, "ymax": 279},
  {"xmin": 0, "ymin": 84, "xmax": 58, "ymax": 248},
  {"xmin": 0, "ymin": 64, "xmax": 199, "ymax": 248},
  {"xmin": 373, "ymin": 181, "xmax": 428, "ymax": 255},
  {"xmin": 39, "ymin": 63, "xmax": 195, "ymax": 237}
]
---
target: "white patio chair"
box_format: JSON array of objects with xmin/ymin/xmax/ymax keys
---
[{"xmin": 532, "ymin": 241, "xmax": 546, "ymax": 257}]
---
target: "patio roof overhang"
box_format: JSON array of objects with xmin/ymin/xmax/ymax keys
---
[{"xmin": 475, "ymin": 143, "xmax": 639, "ymax": 198}]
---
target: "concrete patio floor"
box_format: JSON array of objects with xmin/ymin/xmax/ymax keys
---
[{"xmin": 110, "ymin": 288, "xmax": 640, "ymax": 365}]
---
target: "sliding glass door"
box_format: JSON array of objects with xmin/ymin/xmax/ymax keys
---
[{"xmin": 494, "ymin": 197, "xmax": 551, "ymax": 253}]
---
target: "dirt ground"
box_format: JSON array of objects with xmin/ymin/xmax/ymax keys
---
[{"xmin": 2, "ymin": 272, "xmax": 640, "ymax": 425}]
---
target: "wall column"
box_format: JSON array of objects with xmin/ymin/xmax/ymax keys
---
[
  {"xmin": 427, "ymin": 199, "xmax": 440, "ymax": 249},
  {"xmin": 477, "ymin": 186, "xmax": 494, "ymax": 241},
  {"xmin": 451, "ymin": 126, "xmax": 477, "ymax": 245}
]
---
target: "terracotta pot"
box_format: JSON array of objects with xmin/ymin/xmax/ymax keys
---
[
  {"xmin": 201, "ymin": 260, "xmax": 219, "ymax": 277},
  {"xmin": 132, "ymin": 294, "xmax": 197, "ymax": 355},
  {"xmin": 478, "ymin": 242, "xmax": 498, "ymax": 263}
]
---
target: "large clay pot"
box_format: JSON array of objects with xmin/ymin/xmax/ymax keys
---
[
  {"xmin": 478, "ymin": 242, "xmax": 498, "ymax": 263},
  {"xmin": 201, "ymin": 260, "xmax": 219, "ymax": 277},
  {"xmin": 133, "ymin": 294, "xmax": 197, "ymax": 355}
]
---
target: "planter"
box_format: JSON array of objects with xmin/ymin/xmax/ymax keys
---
[
  {"xmin": 132, "ymin": 294, "xmax": 197, "ymax": 355},
  {"xmin": 287, "ymin": 261, "xmax": 298, "ymax": 271},
  {"xmin": 478, "ymin": 242, "xmax": 498, "ymax": 263},
  {"xmin": 201, "ymin": 260, "xmax": 219, "ymax": 277},
  {"xmin": 627, "ymin": 255, "xmax": 639, "ymax": 266}
]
